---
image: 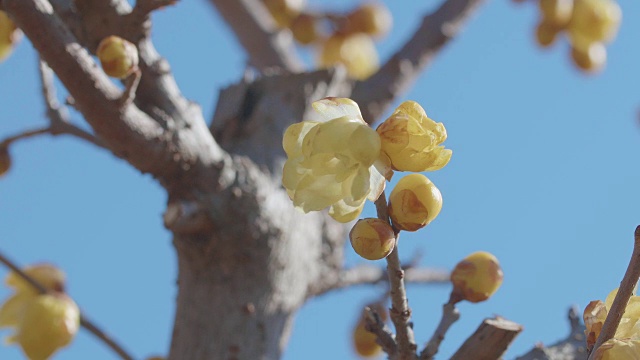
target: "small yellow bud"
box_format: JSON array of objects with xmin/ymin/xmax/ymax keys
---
[
  {"xmin": 584, "ymin": 299, "xmax": 607, "ymax": 351},
  {"xmin": 570, "ymin": 42, "xmax": 606, "ymax": 73},
  {"xmin": 7, "ymin": 293, "xmax": 80, "ymax": 360},
  {"xmin": 345, "ymin": 3, "xmax": 393, "ymax": 38},
  {"xmin": 388, "ymin": 174, "xmax": 442, "ymax": 232},
  {"xmin": 96, "ymin": 36, "xmax": 139, "ymax": 79},
  {"xmin": 535, "ymin": 20, "xmax": 560, "ymax": 47},
  {"xmin": 352, "ymin": 305, "xmax": 385, "ymax": 358},
  {"xmin": 290, "ymin": 14, "xmax": 320, "ymax": 45},
  {"xmin": 450, "ymin": 251, "xmax": 503, "ymax": 303},
  {"xmin": 593, "ymin": 338, "xmax": 640, "ymax": 360},
  {"xmin": 376, "ymin": 101, "xmax": 451, "ymax": 172},
  {"xmin": 317, "ymin": 33, "xmax": 379, "ymax": 80},
  {"xmin": 263, "ymin": 0, "xmax": 305, "ymax": 28},
  {"xmin": 350, "ymin": 218, "xmax": 396, "ymax": 260},
  {"xmin": 0, "ymin": 11, "xmax": 21, "ymax": 62},
  {"xmin": 0, "ymin": 146, "xmax": 11, "ymax": 177},
  {"xmin": 538, "ymin": 0, "xmax": 573, "ymax": 27}
]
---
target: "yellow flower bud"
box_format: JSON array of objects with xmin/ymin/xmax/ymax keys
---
[
  {"xmin": 345, "ymin": 3, "xmax": 393, "ymax": 38},
  {"xmin": 96, "ymin": 36, "xmax": 139, "ymax": 79},
  {"xmin": 6, "ymin": 293, "xmax": 80, "ymax": 360},
  {"xmin": 352, "ymin": 305, "xmax": 385, "ymax": 358},
  {"xmin": 0, "ymin": 146, "xmax": 11, "ymax": 177},
  {"xmin": 350, "ymin": 218, "xmax": 396, "ymax": 260},
  {"xmin": 450, "ymin": 251, "xmax": 503, "ymax": 303},
  {"xmin": 290, "ymin": 14, "xmax": 320, "ymax": 45},
  {"xmin": 570, "ymin": 42, "xmax": 606, "ymax": 73},
  {"xmin": 263, "ymin": 0, "xmax": 305, "ymax": 28},
  {"xmin": 377, "ymin": 101, "xmax": 451, "ymax": 172},
  {"xmin": 388, "ymin": 174, "xmax": 442, "ymax": 232},
  {"xmin": 538, "ymin": 0, "xmax": 573, "ymax": 28},
  {"xmin": 535, "ymin": 21, "xmax": 559, "ymax": 48},
  {"xmin": 567, "ymin": 0, "xmax": 621, "ymax": 48},
  {"xmin": 593, "ymin": 338, "xmax": 640, "ymax": 360},
  {"xmin": 584, "ymin": 299, "xmax": 607, "ymax": 351},
  {"xmin": 0, "ymin": 11, "xmax": 21, "ymax": 62},
  {"xmin": 317, "ymin": 33, "xmax": 379, "ymax": 80}
]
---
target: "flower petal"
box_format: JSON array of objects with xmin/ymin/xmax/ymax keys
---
[{"xmin": 310, "ymin": 98, "xmax": 363, "ymax": 123}]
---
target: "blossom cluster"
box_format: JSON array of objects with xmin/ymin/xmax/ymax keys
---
[
  {"xmin": 531, "ymin": 0, "xmax": 621, "ymax": 72},
  {"xmin": 262, "ymin": 0, "xmax": 392, "ymax": 80}
]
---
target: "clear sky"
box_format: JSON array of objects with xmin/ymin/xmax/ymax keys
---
[{"xmin": 1, "ymin": 0, "xmax": 639, "ymax": 359}]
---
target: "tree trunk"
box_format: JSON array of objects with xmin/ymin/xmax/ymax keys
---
[{"xmin": 166, "ymin": 69, "xmax": 354, "ymax": 359}]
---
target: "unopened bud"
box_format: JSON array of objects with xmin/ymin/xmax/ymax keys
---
[
  {"xmin": 96, "ymin": 36, "xmax": 139, "ymax": 79},
  {"xmin": 450, "ymin": 251, "xmax": 503, "ymax": 303},
  {"xmin": 388, "ymin": 174, "xmax": 442, "ymax": 232},
  {"xmin": 349, "ymin": 218, "xmax": 396, "ymax": 260}
]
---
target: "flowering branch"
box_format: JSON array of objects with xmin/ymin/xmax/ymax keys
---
[
  {"xmin": 420, "ymin": 300, "xmax": 460, "ymax": 359},
  {"xmin": 0, "ymin": 250, "xmax": 134, "ymax": 360},
  {"xmin": 588, "ymin": 225, "xmax": 640, "ymax": 359},
  {"xmin": 374, "ymin": 192, "xmax": 417, "ymax": 359}
]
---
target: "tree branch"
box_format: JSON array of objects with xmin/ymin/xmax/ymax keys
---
[
  {"xmin": 420, "ymin": 301, "xmax": 460, "ymax": 359},
  {"xmin": 375, "ymin": 192, "xmax": 417, "ymax": 360},
  {"xmin": 515, "ymin": 307, "xmax": 587, "ymax": 360},
  {"xmin": 364, "ymin": 306, "xmax": 398, "ymax": 355},
  {"xmin": 450, "ymin": 316, "xmax": 522, "ymax": 359},
  {"xmin": 0, "ymin": 250, "xmax": 134, "ymax": 360},
  {"xmin": 207, "ymin": 0, "xmax": 303, "ymax": 72},
  {"xmin": 39, "ymin": 60, "xmax": 107, "ymax": 149},
  {"xmin": 588, "ymin": 225, "xmax": 640, "ymax": 359},
  {"xmin": 307, "ymin": 264, "xmax": 450, "ymax": 298},
  {"xmin": 352, "ymin": 0, "xmax": 485, "ymax": 123}
]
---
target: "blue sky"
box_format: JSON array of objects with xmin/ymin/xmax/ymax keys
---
[{"xmin": 1, "ymin": 0, "xmax": 639, "ymax": 359}]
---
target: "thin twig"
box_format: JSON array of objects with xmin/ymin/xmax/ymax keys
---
[
  {"xmin": 588, "ymin": 225, "xmax": 640, "ymax": 359},
  {"xmin": 0, "ymin": 250, "xmax": 135, "ymax": 360},
  {"xmin": 375, "ymin": 192, "xmax": 417, "ymax": 359},
  {"xmin": 420, "ymin": 300, "xmax": 460, "ymax": 359},
  {"xmin": 364, "ymin": 306, "xmax": 398, "ymax": 355},
  {"xmin": 0, "ymin": 127, "xmax": 51, "ymax": 147},
  {"xmin": 39, "ymin": 60, "xmax": 107, "ymax": 149},
  {"xmin": 119, "ymin": 69, "xmax": 141, "ymax": 107}
]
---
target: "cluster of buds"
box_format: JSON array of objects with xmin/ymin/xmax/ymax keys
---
[
  {"xmin": 0, "ymin": 11, "xmax": 22, "ymax": 63},
  {"xmin": 96, "ymin": 35, "xmax": 140, "ymax": 79},
  {"xmin": 584, "ymin": 289, "xmax": 640, "ymax": 359},
  {"xmin": 450, "ymin": 251, "xmax": 503, "ymax": 303},
  {"xmin": 282, "ymin": 97, "xmax": 450, "ymax": 260},
  {"xmin": 262, "ymin": 0, "xmax": 392, "ymax": 80},
  {"xmin": 0, "ymin": 264, "xmax": 80, "ymax": 360},
  {"xmin": 527, "ymin": 0, "xmax": 621, "ymax": 73}
]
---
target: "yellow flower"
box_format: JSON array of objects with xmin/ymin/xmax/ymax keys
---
[
  {"xmin": 376, "ymin": 101, "xmax": 451, "ymax": 172},
  {"xmin": 567, "ymin": 0, "xmax": 621, "ymax": 50},
  {"xmin": 6, "ymin": 294, "xmax": 80, "ymax": 360},
  {"xmin": 282, "ymin": 97, "xmax": 391, "ymax": 223},
  {"xmin": 0, "ymin": 264, "xmax": 79, "ymax": 359},
  {"xmin": 584, "ymin": 288, "xmax": 640, "ymax": 355}
]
